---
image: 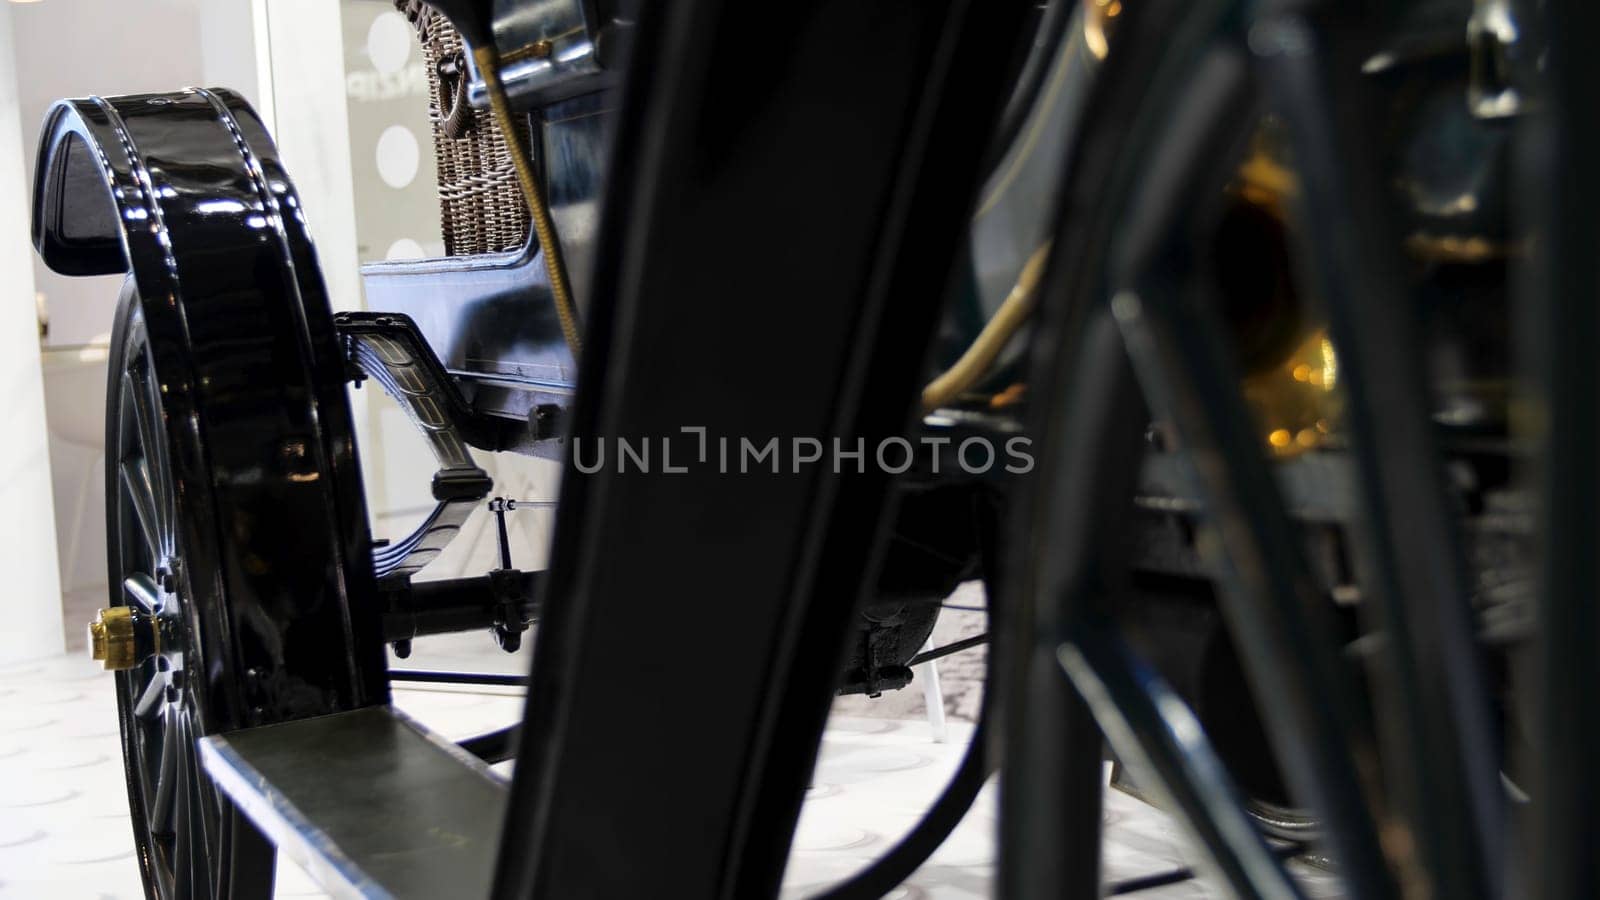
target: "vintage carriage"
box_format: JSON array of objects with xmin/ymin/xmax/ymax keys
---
[{"xmin": 25, "ymin": 0, "xmax": 1593, "ymax": 897}]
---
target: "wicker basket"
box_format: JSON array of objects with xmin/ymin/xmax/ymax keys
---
[{"xmin": 398, "ymin": 1, "xmax": 531, "ymax": 256}]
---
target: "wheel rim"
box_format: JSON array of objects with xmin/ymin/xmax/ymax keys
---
[{"xmin": 110, "ymin": 300, "xmax": 225, "ymax": 899}]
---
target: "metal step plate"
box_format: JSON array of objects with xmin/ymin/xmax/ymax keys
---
[{"xmin": 199, "ymin": 706, "xmax": 507, "ymax": 899}]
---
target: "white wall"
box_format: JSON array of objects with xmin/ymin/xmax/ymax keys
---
[
  {"xmin": 9, "ymin": 0, "xmax": 219, "ymax": 654},
  {"xmin": 200, "ymin": 0, "xmax": 265, "ymax": 112},
  {"xmin": 11, "ymin": 0, "xmax": 209, "ymax": 349},
  {"xmin": 0, "ymin": 5, "xmax": 64, "ymax": 663},
  {"xmin": 256, "ymin": 0, "xmax": 364, "ymax": 313}
]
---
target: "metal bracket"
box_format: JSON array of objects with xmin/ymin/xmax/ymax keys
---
[
  {"xmin": 484, "ymin": 497, "xmax": 553, "ymax": 651},
  {"xmin": 460, "ymin": 0, "xmax": 627, "ymax": 110}
]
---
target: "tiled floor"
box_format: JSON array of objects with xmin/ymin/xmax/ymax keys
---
[{"xmin": 0, "ymin": 637, "xmax": 1337, "ymax": 899}]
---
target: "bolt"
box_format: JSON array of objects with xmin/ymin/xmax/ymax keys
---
[
  {"xmin": 492, "ymin": 625, "xmax": 522, "ymax": 653},
  {"xmin": 532, "ymin": 403, "xmax": 562, "ymax": 440}
]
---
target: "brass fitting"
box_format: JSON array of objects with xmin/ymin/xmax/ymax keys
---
[
  {"xmin": 1242, "ymin": 328, "xmax": 1343, "ymax": 458},
  {"xmin": 1228, "ymin": 130, "xmax": 1345, "ymax": 457},
  {"xmin": 1084, "ymin": 0, "xmax": 1124, "ymax": 60},
  {"xmin": 88, "ymin": 606, "xmax": 151, "ymax": 671}
]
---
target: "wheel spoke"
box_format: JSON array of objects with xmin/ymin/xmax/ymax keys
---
[
  {"xmin": 118, "ymin": 375, "xmax": 142, "ymax": 462},
  {"xmin": 144, "ymin": 364, "xmax": 174, "ymax": 538},
  {"xmin": 120, "ymin": 458, "xmax": 161, "ymax": 562},
  {"xmin": 124, "ymin": 573, "xmax": 162, "ymax": 614},
  {"xmin": 136, "ymin": 707, "xmax": 163, "ymax": 813},
  {"xmin": 120, "ymin": 365, "xmax": 172, "ymax": 562},
  {"xmin": 114, "ymin": 296, "xmax": 259, "ymax": 897},
  {"xmin": 173, "ymin": 771, "xmax": 192, "ymax": 899},
  {"xmin": 134, "ymin": 672, "xmax": 167, "ymax": 720},
  {"xmin": 179, "ymin": 713, "xmax": 211, "ymax": 899},
  {"xmin": 128, "ymin": 361, "xmax": 172, "ymax": 538},
  {"xmin": 151, "ymin": 708, "xmax": 180, "ymax": 835}
]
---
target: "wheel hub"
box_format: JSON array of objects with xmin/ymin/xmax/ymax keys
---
[{"xmin": 88, "ymin": 604, "xmax": 160, "ymax": 671}]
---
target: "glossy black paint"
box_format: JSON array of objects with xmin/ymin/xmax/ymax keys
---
[
  {"xmin": 490, "ymin": 0, "xmax": 1035, "ymax": 896},
  {"xmin": 1529, "ymin": 2, "xmax": 1600, "ymax": 896},
  {"xmin": 33, "ymin": 90, "xmax": 388, "ymax": 725}
]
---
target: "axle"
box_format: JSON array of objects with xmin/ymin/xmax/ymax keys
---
[{"xmin": 378, "ymin": 569, "xmax": 543, "ymax": 644}]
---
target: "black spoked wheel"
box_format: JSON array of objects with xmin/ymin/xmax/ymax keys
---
[
  {"xmin": 104, "ymin": 282, "xmax": 274, "ymax": 900},
  {"xmin": 39, "ymin": 87, "xmax": 384, "ymax": 900}
]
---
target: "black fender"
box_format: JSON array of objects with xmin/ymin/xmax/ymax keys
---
[{"xmin": 33, "ymin": 90, "xmax": 387, "ymax": 723}]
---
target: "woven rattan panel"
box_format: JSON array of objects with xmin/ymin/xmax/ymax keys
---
[{"xmin": 397, "ymin": 1, "xmax": 532, "ymax": 255}]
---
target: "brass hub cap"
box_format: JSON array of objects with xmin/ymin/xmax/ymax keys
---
[
  {"xmin": 87, "ymin": 564, "xmax": 172, "ymax": 671},
  {"xmin": 89, "ymin": 606, "xmax": 149, "ymax": 670}
]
